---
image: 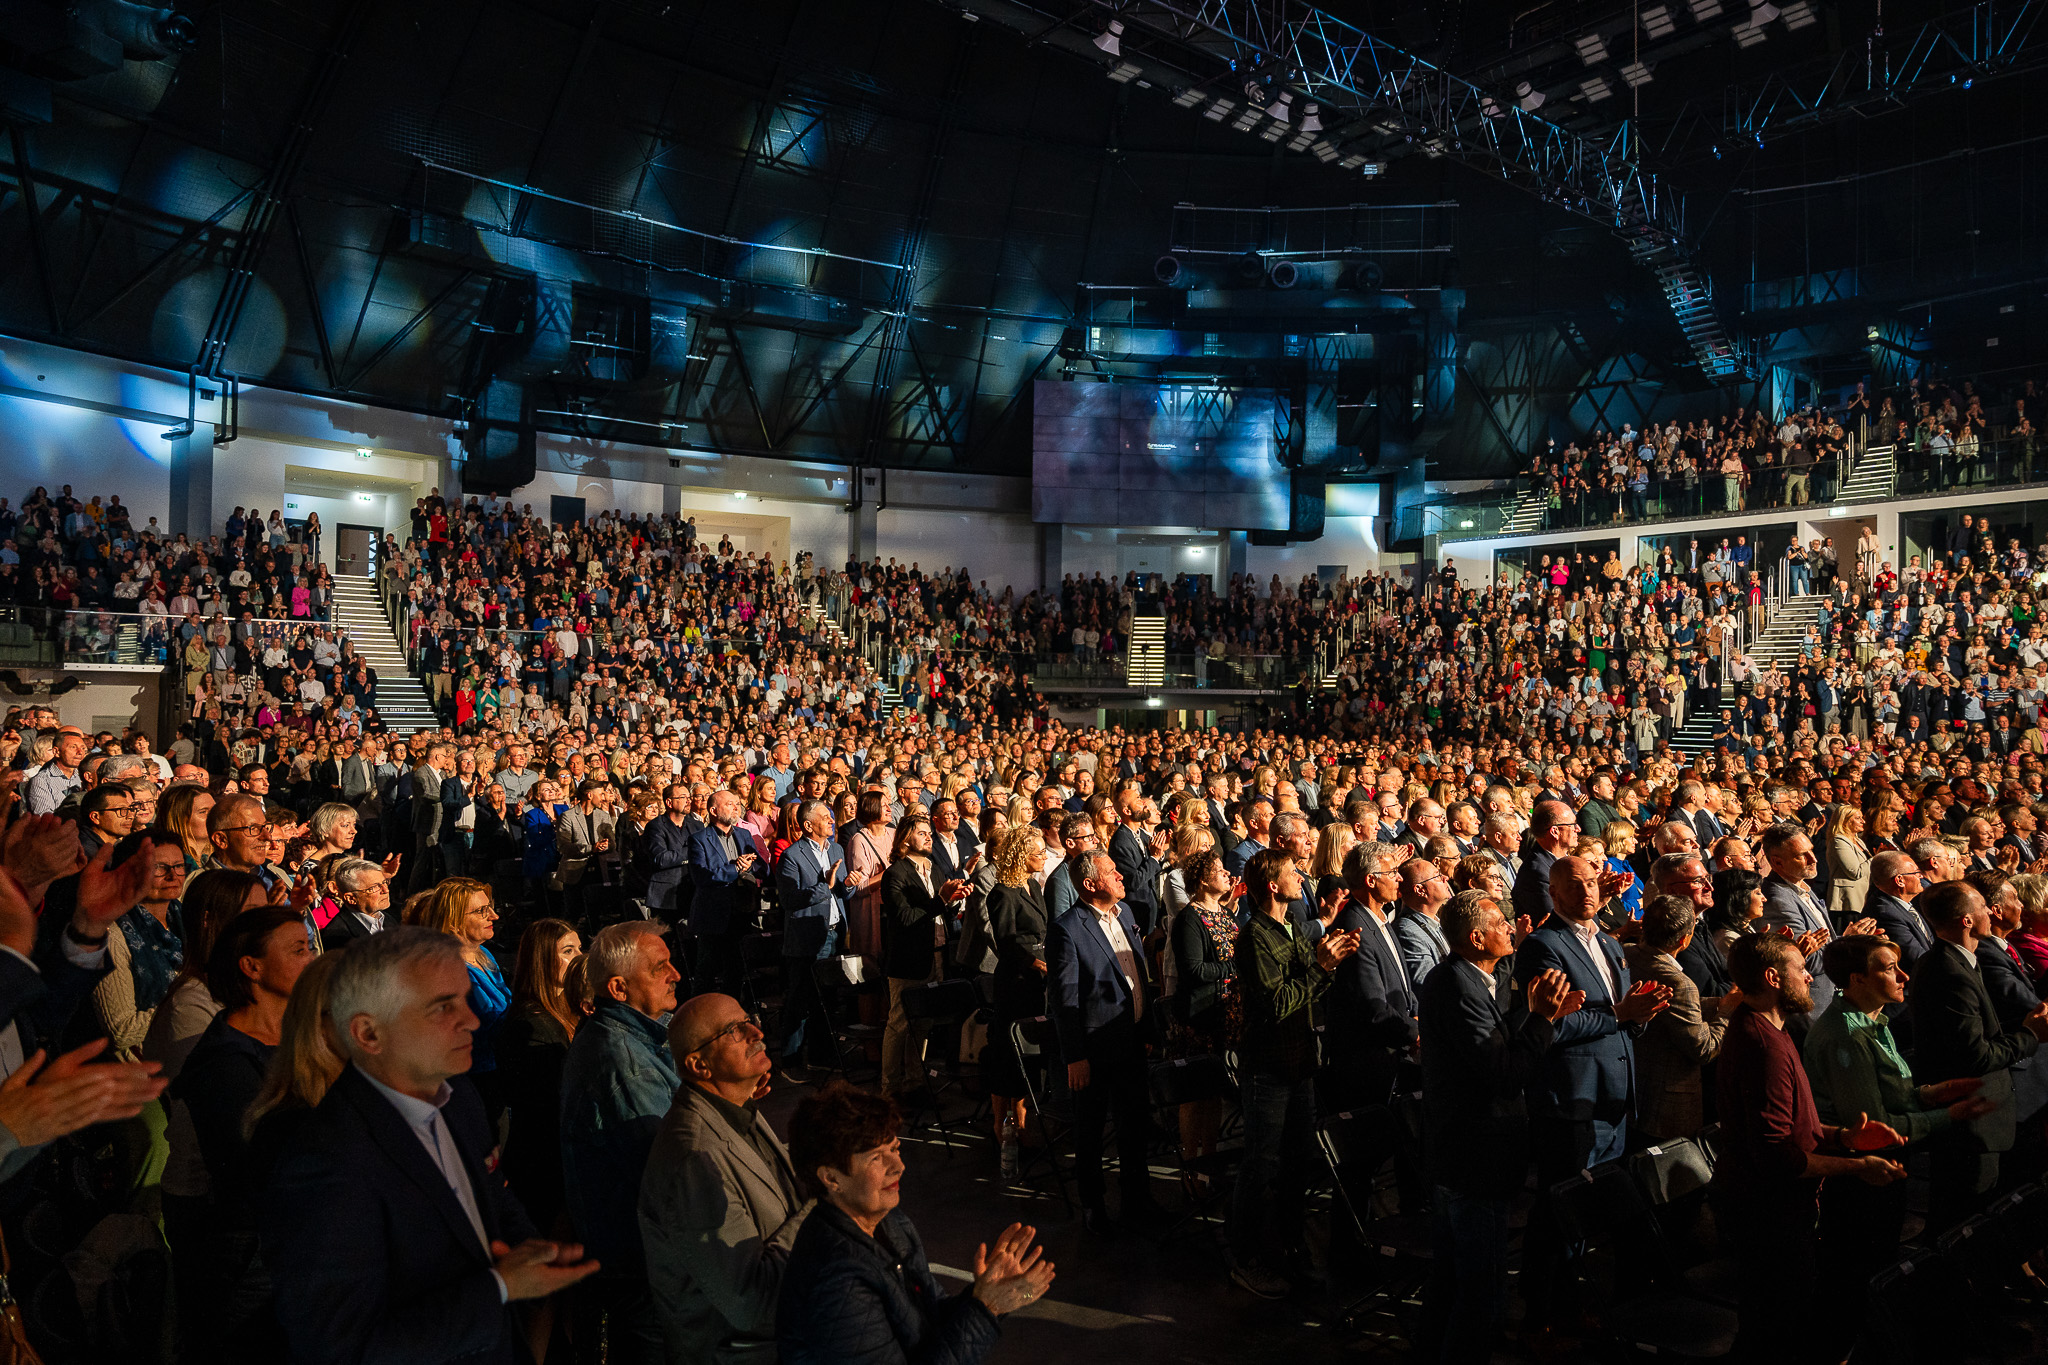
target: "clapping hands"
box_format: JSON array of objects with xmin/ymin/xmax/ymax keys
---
[
  {"xmin": 1615, "ymin": 979, "xmax": 1674, "ymax": 1023},
  {"xmin": 1526, "ymin": 967, "xmax": 1585, "ymax": 1022},
  {"xmin": 970, "ymin": 1223, "xmax": 1055, "ymax": 1317}
]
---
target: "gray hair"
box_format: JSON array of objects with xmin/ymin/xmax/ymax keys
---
[
  {"xmin": 330, "ymin": 856, "xmax": 381, "ymax": 894},
  {"xmin": 309, "ymin": 802, "xmax": 359, "ymax": 846},
  {"xmin": 586, "ymin": 920, "xmax": 667, "ymax": 992},
  {"xmin": 326, "ymin": 926, "xmax": 466, "ymax": 1056},
  {"xmin": 100, "ymin": 754, "xmax": 148, "ymax": 782},
  {"xmin": 1270, "ymin": 811, "xmax": 1310, "ymax": 843}
]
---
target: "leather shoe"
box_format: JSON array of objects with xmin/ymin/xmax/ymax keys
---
[{"xmin": 1082, "ymin": 1205, "xmax": 1120, "ymax": 1238}]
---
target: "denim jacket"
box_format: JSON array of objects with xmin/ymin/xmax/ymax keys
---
[{"xmin": 560, "ymin": 999, "xmax": 679, "ymax": 1271}]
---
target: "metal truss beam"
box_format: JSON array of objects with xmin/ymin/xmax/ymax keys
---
[
  {"xmin": 950, "ymin": 0, "xmax": 1685, "ymax": 246},
  {"xmin": 1656, "ymin": 0, "xmax": 2048, "ymax": 162}
]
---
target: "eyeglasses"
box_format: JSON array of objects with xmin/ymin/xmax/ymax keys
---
[
  {"xmin": 215, "ymin": 822, "xmax": 276, "ymax": 837},
  {"xmin": 688, "ymin": 1013, "xmax": 762, "ymax": 1054},
  {"xmin": 150, "ymin": 862, "xmax": 186, "ymax": 878}
]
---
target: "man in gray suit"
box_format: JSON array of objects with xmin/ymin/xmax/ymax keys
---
[
  {"xmin": 641, "ymin": 993, "xmax": 811, "ymax": 1363},
  {"xmin": 408, "ymin": 742, "xmax": 447, "ymax": 893},
  {"xmin": 1759, "ymin": 824, "xmax": 1877, "ymax": 1031}
]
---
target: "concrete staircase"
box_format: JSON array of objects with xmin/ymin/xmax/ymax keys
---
[
  {"xmin": 1501, "ymin": 488, "xmax": 1550, "ymax": 536},
  {"xmin": 803, "ymin": 602, "xmax": 907, "ymax": 716},
  {"xmin": 1835, "ymin": 443, "xmax": 1897, "ymax": 504},
  {"xmin": 1669, "ymin": 596, "xmax": 1827, "ymax": 755},
  {"xmin": 329, "ymin": 576, "xmax": 439, "ymax": 735}
]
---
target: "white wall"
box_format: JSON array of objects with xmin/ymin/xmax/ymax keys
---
[
  {"xmin": 0, "ymin": 393, "xmax": 173, "ymax": 527},
  {"xmin": 2, "ymin": 672, "xmax": 164, "ymax": 743},
  {"xmin": 1245, "ymin": 514, "xmax": 1388, "ymax": 581},
  {"xmin": 876, "ymin": 507, "xmax": 1039, "ymax": 588}
]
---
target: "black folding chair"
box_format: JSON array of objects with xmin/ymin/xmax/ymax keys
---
[
  {"xmin": 809, "ymin": 955, "xmax": 883, "ymax": 1081},
  {"xmin": 1314, "ymin": 1109, "xmax": 1433, "ymax": 1344},
  {"xmin": 898, "ymin": 977, "xmax": 986, "ymax": 1147},
  {"xmin": 737, "ymin": 932, "xmax": 783, "ymax": 1018},
  {"xmin": 1547, "ymin": 1162, "xmax": 1738, "ymax": 1359},
  {"xmin": 1009, "ymin": 1016, "xmax": 1074, "ymax": 1210}
]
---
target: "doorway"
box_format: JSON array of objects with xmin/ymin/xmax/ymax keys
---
[{"xmin": 335, "ymin": 523, "xmax": 380, "ymax": 577}]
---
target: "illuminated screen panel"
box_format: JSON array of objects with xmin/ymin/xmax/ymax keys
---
[{"xmin": 1030, "ymin": 380, "xmax": 1288, "ymax": 529}]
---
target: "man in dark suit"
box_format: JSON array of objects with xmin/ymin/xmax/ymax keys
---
[
  {"xmin": 408, "ymin": 743, "xmax": 446, "ymax": 893},
  {"xmin": 1045, "ymin": 813, "xmax": 1097, "ymax": 920},
  {"xmin": 1510, "ymin": 799, "xmax": 1577, "ymax": 926},
  {"xmin": 1418, "ymin": 891, "xmax": 1581, "ymax": 1365},
  {"xmin": 1758, "ymin": 825, "xmax": 1869, "ymax": 1030},
  {"xmin": 260, "ymin": 927, "xmax": 598, "ymax": 1365},
  {"xmin": 1513, "ymin": 855, "xmax": 1670, "ymax": 1345},
  {"xmin": 1108, "ymin": 794, "xmax": 1167, "ymax": 935},
  {"xmin": 1963, "ymin": 870, "xmax": 2047, "ymax": 1033},
  {"xmin": 1327, "ymin": 845, "xmax": 1423, "ymax": 1219},
  {"xmin": 774, "ymin": 800, "xmax": 850, "ymax": 1066},
  {"xmin": 687, "ymin": 790, "xmax": 763, "ymax": 998},
  {"xmin": 320, "ymin": 857, "xmax": 391, "ymax": 952},
  {"xmin": 639, "ymin": 784, "xmax": 695, "ymax": 926},
  {"xmin": 1865, "ymin": 851, "xmax": 1934, "ymax": 968},
  {"xmin": 1046, "ymin": 849, "xmax": 1165, "ymax": 1235},
  {"xmin": 928, "ymin": 796, "xmax": 978, "ymax": 885},
  {"xmin": 1225, "ymin": 795, "xmax": 1274, "ymax": 877},
  {"xmin": 1908, "ymin": 880, "xmax": 2048, "ymax": 1234}
]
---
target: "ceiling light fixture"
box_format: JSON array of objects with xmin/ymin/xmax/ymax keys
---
[
  {"xmin": 1621, "ymin": 61, "xmax": 1653, "ymax": 87},
  {"xmin": 1688, "ymin": 0, "xmax": 1723, "ymax": 20},
  {"xmin": 1107, "ymin": 61, "xmax": 1141, "ymax": 82},
  {"xmin": 1265, "ymin": 90, "xmax": 1293, "ymax": 122},
  {"xmin": 1172, "ymin": 87, "xmax": 1206, "ymax": 108},
  {"xmin": 1580, "ymin": 76, "xmax": 1614, "ymax": 102},
  {"xmin": 1575, "ymin": 34, "xmax": 1608, "ymax": 65},
  {"xmin": 1298, "ymin": 101, "xmax": 1321, "ymax": 133},
  {"xmin": 1641, "ymin": 4, "xmax": 1675, "ymax": 38},
  {"xmin": 1092, "ymin": 19, "xmax": 1123, "ymax": 56},
  {"xmin": 1203, "ymin": 97, "xmax": 1236, "ymax": 121},
  {"xmin": 1516, "ymin": 80, "xmax": 1545, "ymax": 111},
  {"xmin": 1779, "ymin": 0, "xmax": 1817, "ymax": 29}
]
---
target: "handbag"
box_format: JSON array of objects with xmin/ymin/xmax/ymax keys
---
[{"xmin": 0, "ymin": 1224, "xmax": 44, "ymax": 1365}]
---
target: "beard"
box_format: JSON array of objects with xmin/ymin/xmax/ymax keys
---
[{"xmin": 1779, "ymin": 975, "xmax": 1814, "ymax": 1015}]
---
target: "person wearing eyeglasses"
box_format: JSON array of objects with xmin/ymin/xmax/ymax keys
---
[
  {"xmin": 320, "ymin": 858, "xmax": 391, "ymax": 952},
  {"xmin": 92, "ymin": 833, "xmax": 189, "ymax": 1059},
  {"xmin": 640, "ymin": 992, "xmax": 810, "ymax": 1363},
  {"xmin": 1394, "ymin": 856, "xmax": 1453, "ymax": 987}
]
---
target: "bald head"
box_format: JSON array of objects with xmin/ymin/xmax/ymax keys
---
[{"xmin": 1548, "ymin": 854, "xmax": 1603, "ymax": 924}]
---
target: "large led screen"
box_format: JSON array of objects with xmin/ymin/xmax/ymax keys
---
[{"xmin": 1030, "ymin": 380, "xmax": 1289, "ymax": 529}]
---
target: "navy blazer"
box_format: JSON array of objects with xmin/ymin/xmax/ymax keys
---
[
  {"xmin": 1512, "ymin": 916, "xmax": 1639, "ymax": 1125},
  {"xmin": 1510, "ymin": 847, "xmax": 1557, "ymax": 926},
  {"xmin": 1326, "ymin": 902, "xmax": 1419, "ymax": 1106},
  {"xmin": 775, "ymin": 838, "xmax": 846, "ymax": 961},
  {"xmin": 1109, "ymin": 824, "xmax": 1164, "ymax": 934},
  {"xmin": 686, "ymin": 823, "xmax": 762, "ymax": 936},
  {"xmin": 1867, "ymin": 893, "xmax": 1935, "ymax": 968},
  {"xmin": 1978, "ymin": 939, "xmax": 2044, "ymax": 1034},
  {"xmin": 640, "ymin": 816, "xmax": 694, "ymax": 914},
  {"xmin": 259, "ymin": 1066, "xmax": 537, "ymax": 1365},
  {"xmin": 1046, "ymin": 902, "xmax": 1150, "ymax": 1063}
]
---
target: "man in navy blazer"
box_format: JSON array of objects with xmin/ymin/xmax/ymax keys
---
[
  {"xmin": 1513, "ymin": 855, "xmax": 1670, "ymax": 1342},
  {"xmin": 638, "ymin": 784, "xmax": 695, "ymax": 925},
  {"xmin": 686, "ymin": 790, "xmax": 763, "ymax": 997},
  {"xmin": 1967, "ymin": 869, "xmax": 2046, "ymax": 1032},
  {"xmin": 1326, "ymin": 846, "xmax": 1425, "ymax": 1219},
  {"xmin": 260, "ymin": 928, "xmax": 597, "ymax": 1365},
  {"xmin": 774, "ymin": 800, "xmax": 851, "ymax": 1065},
  {"xmin": 1865, "ymin": 852, "xmax": 1935, "ymax": 967},
  {"xmin": 1046, "ymin": 849, "xmax": 1163, "ymax": 1233}
]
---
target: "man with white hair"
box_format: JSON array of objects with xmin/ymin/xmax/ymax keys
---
[{"xmin": 260, "ymin": 927, "xmax": 598, "ymax": 1365}]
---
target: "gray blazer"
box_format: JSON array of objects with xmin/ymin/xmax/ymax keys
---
[
  {"xmin": 1762, "ymin": 873, "xmax": 1835, "ymax": 1016},
  {"xmin": 640, "ymin": 1084, "xmax": 813, "ymax": 1364}
]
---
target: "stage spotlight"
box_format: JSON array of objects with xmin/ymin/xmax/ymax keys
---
[
  {"xmin": 1516, "ymin": 80, "xmax": 1545, "ymax": 111},
  {"xmin": 1621, "ymin": 62, "xmax": 1652, "ymax": 88},
  {"xmin": 1298, "ymin": 101, "xmax": 1321, "ymax": 133},
  {"xmin": 1093, "ymin": 19, "xmax": 1122, "ymax": 55},
  {"xmin": 1265, "ymin": 90, "xmax": 1292, "ymax": 122}
]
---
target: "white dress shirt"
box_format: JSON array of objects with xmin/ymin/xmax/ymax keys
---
[{"xmin": 1568, "ymin": 917, "xmax": 1619, "ymax": 1000}]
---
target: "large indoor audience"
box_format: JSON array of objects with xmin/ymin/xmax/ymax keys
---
[{"xmin": 2, "ymin": 472, "xmax": 2048, "ymax": 1365}]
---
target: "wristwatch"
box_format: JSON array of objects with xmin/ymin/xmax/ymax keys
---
[{"xmin": 62, "ymin": 922, "xmax": 109, "ymax": 949}]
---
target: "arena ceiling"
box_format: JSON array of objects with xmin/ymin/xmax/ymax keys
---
[{"xmin": 0, "ymin": 0, "xmax": 2042, "ymax": 479}]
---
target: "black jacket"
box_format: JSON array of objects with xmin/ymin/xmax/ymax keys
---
[
  {"xmin": 258, "ymin": 1066, "xmax": 538, "ymax": 1365},
  {"xmin": 1108, "ymin": 824, "xmax": 1163, "ymax": 934},
  {"xmin": 1420, "ymin": 955, "xmax": 1554, "ymax": 1199},
  {"xmin": 1168, "ymin": 902, "xmax": 1235, "ymax": 1034},
  {"xmin": 776, "ymin": 1203, "xmax": 999, "ymax": 1365},
  {"xmin": 881, "ymin": 858, "xmax": 951, "ymax": 981},
  {"xmin": 497, "ymin": 1003, "xmax": 573, "ymax": 1230},
  {"xmin": 178, "ymin": 1010, "xmax": 276, "ymax": 1225},
  {"xmin": 1325, "ymin": 901, "xmax": 1419, "ymax": 1108},
  {"xmin": 1909, "ymin": 940, "xmax": 2040, "ymax": 1086},
  {"xmin": 986, "ymin": 882, "xmax": 1049, "ymax": 1021}
]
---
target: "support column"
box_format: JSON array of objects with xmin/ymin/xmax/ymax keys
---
[
  {"xmin": 848, "ymin": 499, "xmax": 878, "ymax": 566},
  {"xmin": 167, "ymin": 429, "xmax": 215, "ymax": 540},
  {"xmin": 1875, "ymin": 507, "xmax": 1902, "ymax": 575},
  {"xmin": 1226, "ymin": 530, "xmax": 1248, "ymax": 582},
  {"xmin": 1038, "ymin": 523, "xmax": 1062, "ymax": 593},
  {"xmin": 661, "ymin": 481, "xmax": 682, "ymax": 518}
]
